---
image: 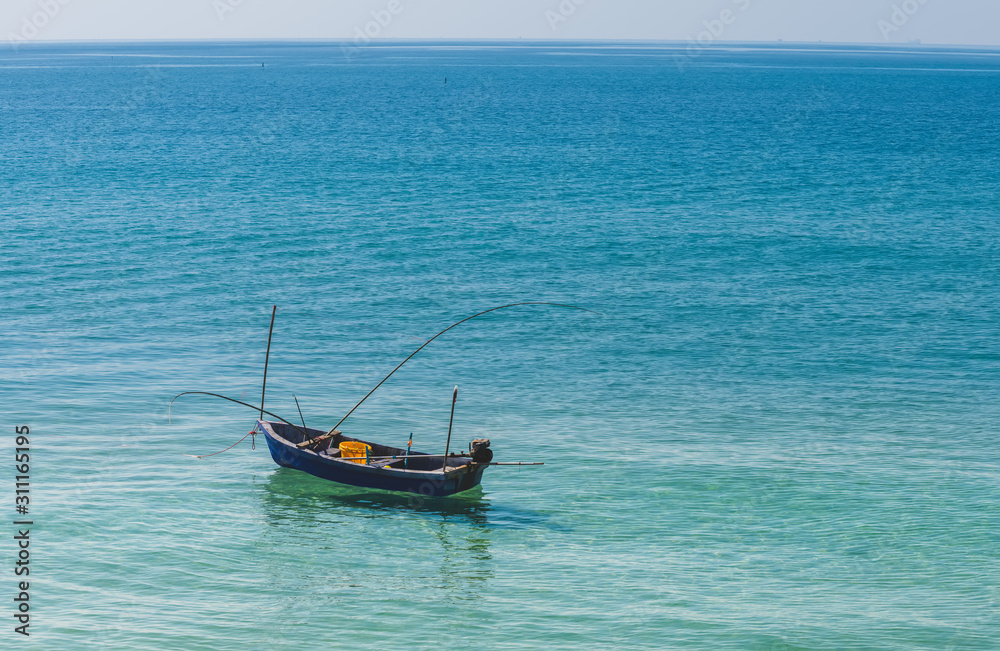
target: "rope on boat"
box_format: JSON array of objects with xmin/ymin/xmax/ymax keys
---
[
  {"xmin": 297, "ymin": 301, "xmax": 599, "ymax": 449},
  {"xmin": 170, "ymin": 391, "xmax": 313, "ymax": 457},
  {"xmin": 182, "ymin": 429, "xmax": 254, "ymax": 459}
]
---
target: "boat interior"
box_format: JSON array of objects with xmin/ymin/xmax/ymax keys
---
[{"xmin": 264, "ymin": 420, "xmax": 470, "ymax": 472}]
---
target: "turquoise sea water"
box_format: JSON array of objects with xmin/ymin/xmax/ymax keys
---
[{"xmin": 2, "ymin": 41, "xmax": 999, "ymax": 649}]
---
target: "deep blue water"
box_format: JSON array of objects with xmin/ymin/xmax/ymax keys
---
[{"xmin": 2, "ymin": 41, "xmax": 999, "ymax": 649}]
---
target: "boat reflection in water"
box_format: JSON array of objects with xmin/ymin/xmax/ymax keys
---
[
  {"xmin": 256, "ymin": 468, "xmax": 495, "ymax": 599},
  {"xmin": 259, "ymin": 466, "xmax": 494, "ymax": 524}
]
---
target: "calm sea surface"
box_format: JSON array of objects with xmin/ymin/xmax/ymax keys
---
[{"xmin": 2, "ymin": 41, "xmax": 999, "ymax": 649}]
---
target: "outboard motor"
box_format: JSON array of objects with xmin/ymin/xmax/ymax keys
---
[{"xmin": 470, "ymin": 438, "xmax": 493, "ymax": 464}]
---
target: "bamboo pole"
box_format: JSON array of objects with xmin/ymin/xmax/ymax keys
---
[
  {"xmin": 442, "ymin": 386, "xmax": 458, "ymax": 472},
  {"xmin": 260, "ymin": 305, "xmax": 276, "ymax": 420},
  {"xmin": 293, "ymin": 394, "xmax": 306, "ymax": 430},
  {"xmin": 488, "ymin": 462, "xmax": 544, "ymax": 466},
  {"xmin": 334, "ymin": 455, "xmax": 542, "ymax": 465}
]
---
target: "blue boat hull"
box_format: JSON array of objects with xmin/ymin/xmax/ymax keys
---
[{"xmin": 258, "ymin": 420, "xmax": 488, "ymax": 497}]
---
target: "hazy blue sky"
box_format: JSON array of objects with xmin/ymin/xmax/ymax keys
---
[{"xmin": 3, "ymin": 0, "xmax": 998, "ymax": 47}]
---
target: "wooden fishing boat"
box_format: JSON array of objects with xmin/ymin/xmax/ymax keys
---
[
  {"xmin": 257, "ymin": 420, "xmax": 492, "ymax": 497},
  {"xmin": 172, "ymin": 303, "xmax": 590, "ymax": 497}
]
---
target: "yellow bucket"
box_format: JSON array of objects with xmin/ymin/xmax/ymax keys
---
[{"xmin": 339, "ymin": 441, "xmax": 372, "ymax": 464}]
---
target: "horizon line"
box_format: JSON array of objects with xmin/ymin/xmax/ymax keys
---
[{"xmin": 4, "ymin": 37, "xmax": 1000, "ymax": 51}]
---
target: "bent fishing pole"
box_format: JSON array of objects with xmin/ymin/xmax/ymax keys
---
[{"xmin": 296, "ymin": 301, "xmax": 598, "ymax": 449}]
